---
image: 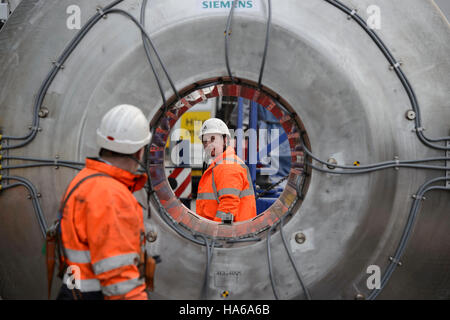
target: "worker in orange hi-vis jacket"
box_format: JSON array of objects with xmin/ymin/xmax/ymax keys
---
[
  {"xmin": 196, "ymin": 118, "xmax": 256, "ymax": 223},
  {"xmin": 54, "ymin": 104, "xmax": 152, "ymax": 300}
]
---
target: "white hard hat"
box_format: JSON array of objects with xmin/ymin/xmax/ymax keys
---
[
  {"xmin": 198, "ymin": 118, "xmax": 231, "ymax": 139},
  {"xmin": 96, "ymin": 104, "xmax": 151, "ymax": 154}
]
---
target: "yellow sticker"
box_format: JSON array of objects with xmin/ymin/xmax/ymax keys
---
[{"xmin": 180, "ymin": 111, "xmax": 211, "ymax": 143}]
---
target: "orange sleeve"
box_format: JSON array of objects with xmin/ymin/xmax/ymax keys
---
[{"xmin": 85, "ymin": 184, "xmax": 147, "ymax": 300}]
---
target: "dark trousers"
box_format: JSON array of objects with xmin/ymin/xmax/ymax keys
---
[{"xmin": 56, "ymin": 284, "xmax": 104, "ymax": 300}]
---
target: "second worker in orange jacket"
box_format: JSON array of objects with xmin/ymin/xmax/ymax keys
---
[{"xmin": 196, "ymin": 118, "xmax": 257, "ymax": 223}]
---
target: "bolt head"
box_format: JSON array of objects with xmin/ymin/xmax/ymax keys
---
[
  {"xmin": 405, "ymin": 110, "xmax": 416, "ymax": 121},
  {"xmin": 38, "ymin": 108, "xmax": 48, "ymax": 118},
  {"xmin": 355, "ymin": 293, "xmax": 365, "ymax": 300},
  {"xmin": 295, "ymin": 232, "xmax": 306, "ymax": 244},
  {"xmin": 146, "ymin": 231, "xmax": 158, "ymax": 242},
  {"xmin": 327, "ymin": 158, "xmax": 337, "ymax": 170}
]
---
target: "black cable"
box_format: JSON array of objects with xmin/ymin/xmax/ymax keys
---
[
  {"xmin": 367, "ymin": 177, "xmax": 450, "ymax": 300},
  {"xmin": 256, "ymin": 175, "xmax": 288, "ymax": 199},
  {"xmin": 258, "ymin": 0, "xmax": 272, "ymax": 88},
  {"xmin": 105, "ymin": 8, "xmax": 180, "ymax": 101},
  {"xmin": 1, "ymin": 176, "xmax": 47, "ymax": 238},
  {"xmin": 2, "ymin": 156, "xmax": 84, "ymax": 166},
  {"xmin": 1, "ymin": 183, "xmax": 22, "ymax": 191},
  {"xmin": 2, "ymin": 0, "xmax": 126, "ymax": 148},
  {"xmin": 226, "ymin": 237, "xmax": 261, "ymax": 243},
  {"xmin": 195, "ymin": 234, "xmax": 215, "ymax": 300},
  {"xmin": 323, "ymin": 0, "xmax": 450, "ymax": 150},
  {"xmin": 225, "ymin": 0, "xmax": 237, "ymax": 82},
  {"xmin": 126, "ymin": 154, "xmax": 212, "ymax": 246},
  {"xmin": 140, "ymin": 0, "xmax": 169, "ymax": 109},
  {"xmin": 279, "ymin": 215, "xmax": 312, "ymax": 300},
  {"xmin": 307, "ymin": 161, "xmax": 448, "ymax": 175},
  {"xmin": 2, "ymin": 163, "xmax": 82, "ymax": 171},
  {"xmin": 303, "ymin": 146, "xmax": 450, "ymax": 171},
  {"xmin": 266, "ymin": 221, "xmax": 280, "ymax": 299}
]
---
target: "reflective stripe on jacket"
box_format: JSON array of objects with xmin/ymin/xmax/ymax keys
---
[
  {"xmin": 196, "ymin": 146, "xmax": 257, "ymax": 222},
  {"xmin": 60, "ymin": 158, "xmax": 148, "ymax": 300}
]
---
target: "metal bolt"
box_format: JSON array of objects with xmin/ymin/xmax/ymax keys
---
[
  {"xmin": 146, "ymin": 231, "xmax": 157, "ymax": 242},
  {"xmin": 295, "ymin": 232, "xmax": 306, "ymax": 244},
  {"xmin": 405, "ymin": 110, "xmax": 416, "ymax": 121},
  {"xmin": 355, "ymin": 293, "xmax": 365, "ymax": 300},
  {"xmin": 327, "ymin": 158, "xmax": 337, "ymax": 170},
  {"xmin": 38, "ymin": 108, "xmax": 49, "ymax": 118}
]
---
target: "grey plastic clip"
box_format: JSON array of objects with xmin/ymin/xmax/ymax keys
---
[
  {"xmin": 52, "ymin": 61, "xmax": 64, "ymax": 70},
  {"xmin": 389, "ymin": 256, "xmax": 402, "ymax": 266},
  {"xmin": 394, "ymin": 156, "xmax": 400, "ymax": 171},
  {"xmin": 96, "ymin": 7, "xmax": 107, "ymax": 19},
  {"xmin": 28, "ymin": 126, "xmax": 41, "ymax": 132},
  {"xmin": 412, "ymin": 194, "xmax": 426, "ymax": 201},
  {"xmin": 347, "ymin": 9, "xmax": 357, "ymax": 20},
  {"xmin": 389, "ymin": 62, "xmax": 401, "ymax": 71},
  {"xmin": 412, "ymin": 127, "xmax": 426, "ymax": 133}
]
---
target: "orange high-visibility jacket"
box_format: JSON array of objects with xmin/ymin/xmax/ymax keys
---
[
  {"xmin": 59, "ymin": 158, "xmax": 148, "ymax": 300},
  {"xmin": 196, "ymin": 146, "xmax": 257, "ymax": 222}
]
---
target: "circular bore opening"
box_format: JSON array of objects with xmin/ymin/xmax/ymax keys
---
[{"xmin": 148, "ymin": 77, "xmax": 311, "ymax": 241}]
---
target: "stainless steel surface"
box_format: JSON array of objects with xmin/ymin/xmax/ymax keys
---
[{"xmin": 0, "ymin": 0, "xmax": 449, "ymax": 299}]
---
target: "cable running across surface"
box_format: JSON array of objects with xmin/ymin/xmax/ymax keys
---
[
  {"xmin": 323, "ymin": 0, "xmax": 450, "ymax": 150},
  {"xmin": 367, "ymin": 177, "xmax": 450, "ymax": 300},
  {"xmin": 225, "ymin": 0, "xmax": 272, "ymax": 88}
]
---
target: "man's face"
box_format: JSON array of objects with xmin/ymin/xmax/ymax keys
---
[{"xmin": 202, "ymin": 133, "xmax": 225, "ymax": 160}]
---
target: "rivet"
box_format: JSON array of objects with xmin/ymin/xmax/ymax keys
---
[
  {"xmin": 146, "ymin": 231, "xmax": 158, "ymax": 243},
  {"xmin": 38, "ymin": 108, "xmax": 49, "ymax": 118},
  {"xmin": 405, "ymin": 110, "xmax": 416, "ymax": 121},
  {"xmin": 355, "ymin": 293, "xmax": 365, "ymax": 300},
  {"xmin": 295, "ymin": 232, "xmax": 306, "ymax": 244},
  {"xmin": 327, "ymin": 158, "xmax": 337, "ymax": 170}
]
